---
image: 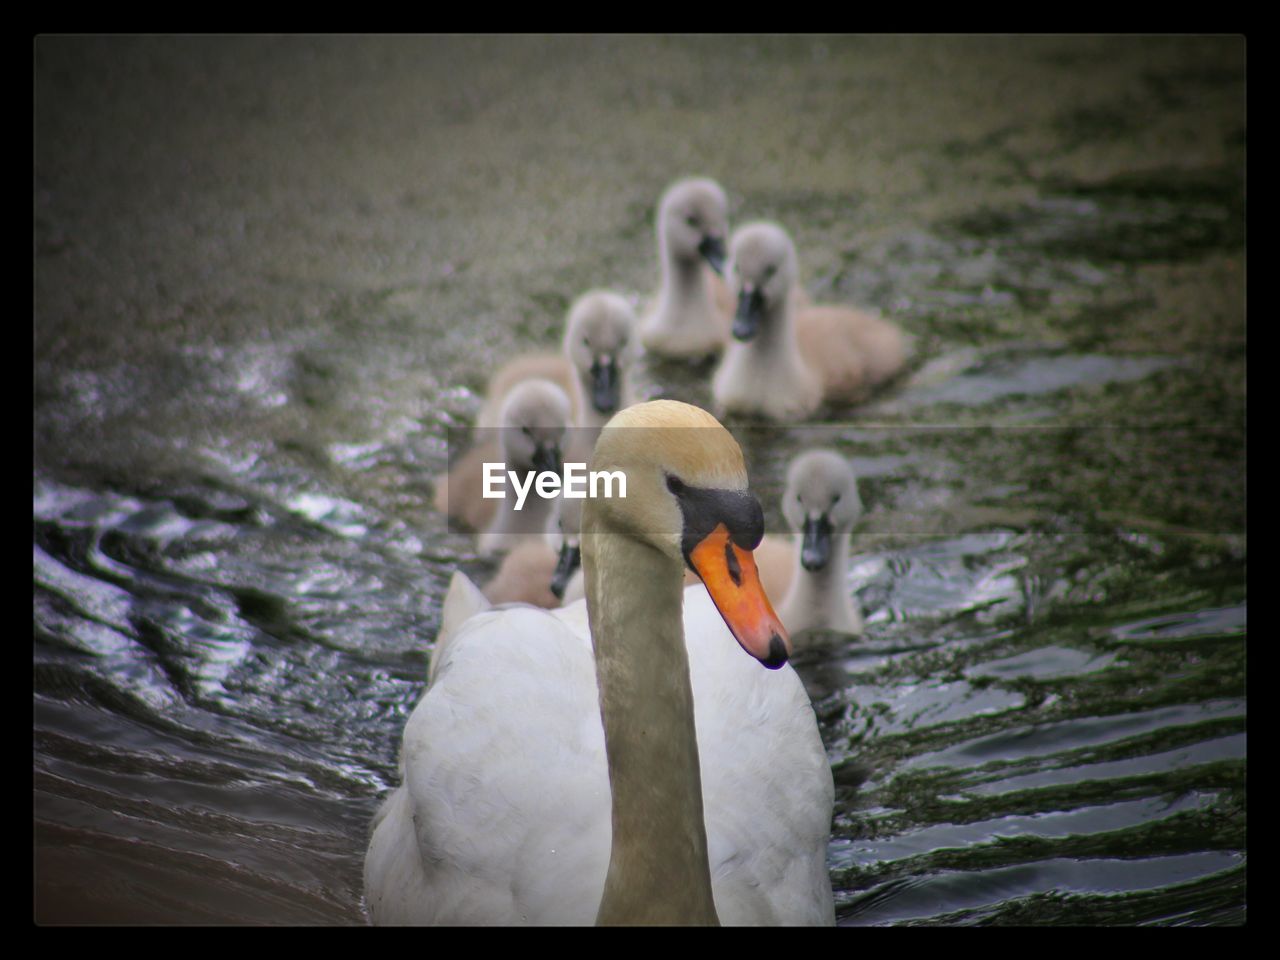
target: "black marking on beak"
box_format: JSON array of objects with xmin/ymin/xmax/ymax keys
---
[
  {"xmin": 733, "ymin": 287, "xmax": 767, "ymax": 341},
  {"xmin": 589, "ymin": 357, "xmax": 620, "ymax": 414},
  {"xmin": 668, "ymin": 474, "xmax": 765, "ymax": 571},
  {"xmin": 550, "ymin": 542, "xmax": 581, "ymax": 599},
  {"xmin": 800, "ymin": 514, "xmax": 834, "ymax": 572},
  {"xmin": 724, "ymin": 538, "xmax": 742, "ymax": 587},
  {"xmin": 698, "ymin": 234, "xmax": 726, "ymax": 275}
]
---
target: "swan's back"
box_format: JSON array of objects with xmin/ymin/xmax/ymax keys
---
[{"xmin": 364, "ymin": 585, "xmax": 833, "ymax": 925}]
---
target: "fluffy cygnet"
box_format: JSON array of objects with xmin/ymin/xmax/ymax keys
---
[
  {"xmin": 639, "ymin": 178, "xmax": 736, "ymax": 359},
  {"xmin": 479, "ymin": 290, "xmax": 641, "ymax": 433},
  {"xmin": 775, "ymin": 449, "xmax": 864, "ymax": 636},
  {"xmin": 481, "ymin": 496, "xmax": 586, "ymax": 609},
  {"xmin": 481, "ymin": 539, "xmax": 563, "ymax": 609},
  {"xmin": 434, "ymin": 378, "xmax": 570, "ymax": 557},
  {"xmin": 713, "ymin": 222, "xmax": 908, "ymax": 422},
  {"xmin": 484, "ymin": 494, "xmax": 583, "ymax": 609}
]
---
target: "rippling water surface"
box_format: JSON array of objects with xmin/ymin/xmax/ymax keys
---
[{"xmin": 34, "ymin": 35, "xmax": 1245, "ymax": 925}]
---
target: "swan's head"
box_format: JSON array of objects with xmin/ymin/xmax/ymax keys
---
[
  {"xmin": 658, "ymin": 178, "xmax": 729, "ymax": 274},
  {"xmin": 563, "ymin": 290, "xmax": 639, "ymax": 416},
  {"xmin": 781, "ymin": 449, "xmax": 863, "ymax": 572},
  {"xmin": 728, "ymin": 222, "xmax": 799, "ymax": 342},
  {"xmin": 585, "ymin": 400, "xmax": 790, "ymax": 668},
  {"xmin": 498, "ymin": 379, "xmax": 571, "ymax": 475}
]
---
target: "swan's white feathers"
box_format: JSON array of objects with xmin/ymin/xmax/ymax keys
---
[
  {"xmin": 427, "ymin": 570, "xmax": 492, "ymax": 686},
  {"xmin": 367, "ymin": 583, "xmax": 832, "ymax": 925}
]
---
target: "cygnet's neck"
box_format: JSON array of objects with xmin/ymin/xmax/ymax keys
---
[
  {"xmin": 747, "ymin": 297, "xmax": 810, "ymax": 369},
  {"xmin": 656, "ymin": 254, "xmax": 718, "ymax": 325},
  {"xmin": 750, "ymin": 296, "xmax": 801, "ymax": 347},
  {"xmin": 584, "ymin": 528, "xmax": 719, "ymax": 925},
  {"xmin": 477, "ymin": 467, "xmax": 560, "ymax": 556},
  {"xmin": 714, "ymin": 295, "xmax": 819, "ymax": 418},
  {"xmin": 779, "ymin": 531, "xmax": 862, "ymax": 635}
]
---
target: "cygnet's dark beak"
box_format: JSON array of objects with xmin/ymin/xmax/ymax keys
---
[
  {"xmin": 698, "ymin": 234, "xmax": 727, "ymax": 275},
  {"xmin": 800, "ymin": 514, "xmax": 834, "ymax": 572},
  {"xmin": 733, "ymin": 287, "xmax": 767, "ymax": 341},
  {"xmin": 589, "ymin": 356, "xmax": 620, "ymax": 415},
  {"xmin": 550, "ymin": 541, "xmax": 582, "ymax": 600},
  {"xmin": 531, "ymin": 441, "xmax": 561, "ymax": 476}
]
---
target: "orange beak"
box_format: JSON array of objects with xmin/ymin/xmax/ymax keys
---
[{"xmin": 688, "ymin": 523, "xmax": 791, "ymax": 669}]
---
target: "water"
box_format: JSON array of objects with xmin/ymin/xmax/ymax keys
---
[{"xmin": 34, "ymin": 35, "xmax": 1245, "ymax": 925}]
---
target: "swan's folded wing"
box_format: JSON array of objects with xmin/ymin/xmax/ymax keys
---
[
  {"xmin": 369, "ymin": 603, "xmax": 611, "ymax": 924},
  {"xmin": 426, "ymin": 572, "xmax": 492, "ymax": 686}
]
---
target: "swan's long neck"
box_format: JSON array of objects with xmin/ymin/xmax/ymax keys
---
[
  {"xmin": 583, "ymin": 529, "xmax": 719, "ymax": 925},
  {"xmin": 755, "ymin": 297, "xmax": 807, "ymax": 363}
]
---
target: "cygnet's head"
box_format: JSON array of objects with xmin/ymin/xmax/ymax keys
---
[
  {"xmin": 498, "ymin": 379, "xmax": 571, "ymax": 475},
  {"xmin": 727, "ymin": 222, "xmax": 800, "ymax": 341},
  {"xmin": 781, "ymin": 449, "xmax": 862, "ymax": 572},
  {"xmin": 562, "ymin": 290, "xmax": 639, "ymax": 416},
  {"xmin": 658, "ymin": 178, "xmax": 730, "ymax": 274}
]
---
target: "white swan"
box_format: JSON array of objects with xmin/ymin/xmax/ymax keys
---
[
  {"xmin": 639, "ymin": 178, "xmax": 736, "ymax": 359},
  {"xmin": 434, "ymin": 378, "xmax": 570, "ymax": 556},
  {"xmin": 776, "ymin": 449, "xmax": 865, "ymax": 636},
  {"xmin": 479, "ymin": 290, "xmax": 641, "ymax": 434},
  {"xmin": 713, "ymin": 222, "xmax": 908, "ymax": 421},
  {"xmin": 366, "ymin": 400, "xmax": 834, "ymax": 925}
]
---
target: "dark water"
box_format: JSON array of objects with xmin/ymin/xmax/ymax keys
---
[{"xmin": 34, "ymin": 35, "xmax": 1245, "ymax": 925}]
